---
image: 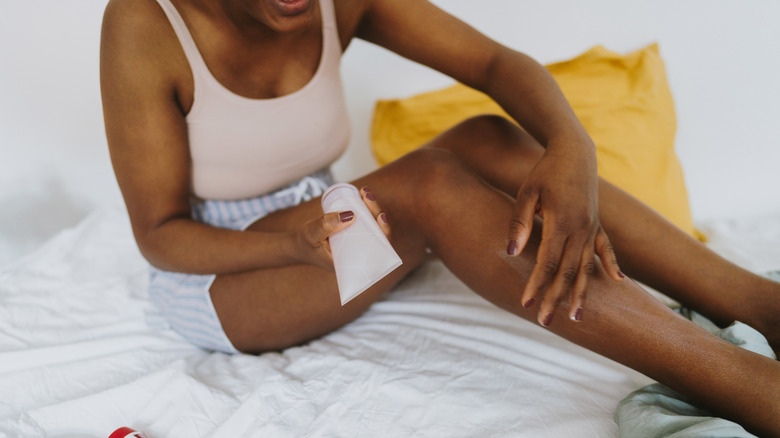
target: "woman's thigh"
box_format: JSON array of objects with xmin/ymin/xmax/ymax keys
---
[{"xmin": 209, "ymin": 162, "xmax": 434, "ymax": 354}]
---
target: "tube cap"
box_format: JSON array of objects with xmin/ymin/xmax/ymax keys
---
[{"xmin": 109, "ymin": 427, "xmax": 145, "ymax": 438}]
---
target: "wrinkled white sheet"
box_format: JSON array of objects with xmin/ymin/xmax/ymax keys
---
[{"xmin": 1, "ymin": 208, "xmax": 777, "ymax": 438}]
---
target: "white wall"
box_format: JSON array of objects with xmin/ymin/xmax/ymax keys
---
[
  {"xmin": 1, "ymin": 0, "xmax": 779, "ymax": 262},
  {"xmin": 338, "ymin": 0, "xmax": 780, "ymax": 222},
  {"xmin": 0, "ymin": 1, "xmax": 114, "ymax": 263}
]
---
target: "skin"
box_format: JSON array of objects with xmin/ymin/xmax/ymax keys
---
[{"xmin": 100, "ymin": 0, "xmax": 780, "ymax": 435}]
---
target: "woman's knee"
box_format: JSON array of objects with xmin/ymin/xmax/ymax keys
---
[
  {"xmin": 427, "ymin": 115, "xmax": 544, "ymax": 186},
  {"xmin": 396, "ymin": 146, "xmax": 475, "ymax": 190},
  {"xmin": 458, "ymin": 114, "xmax": 519, "ymax": 137},
  {"xmin": 428, "ymin": 114, "xmax": 532, "ymax": 154}
]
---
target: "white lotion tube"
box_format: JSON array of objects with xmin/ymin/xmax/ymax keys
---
[{"xmin": 321, "ymin": 183, "xmax": 403, "ymax": 305}]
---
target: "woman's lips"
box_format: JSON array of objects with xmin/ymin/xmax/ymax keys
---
[{"xmin": 273, "ymin": 0, "xmax": 310, "ymax": 16}]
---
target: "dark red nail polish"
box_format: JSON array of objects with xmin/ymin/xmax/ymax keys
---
[
  {"xmin": 380, "ymin": 213, "xmax": 389, "ymax": 224},
  {"xmin": 618, "ymin": 271, "xmax": 626, "ymax": 279},
  {"xmin": 523, "ymin": 298, "xmax": 536, "ymax": 309},
  {"xmin": 339, "ymin": 211, "xmax": 354, "ymax": 222},
  {"xmin": 542, "ymin": 312, "xmax": 554, "ymax": 327},
  {"xmin": 365, "ymin": 191, "xmax": 376, "ymax": 202},
  {"xmin": 507, "ymin": 239, "xmax": 518, "ymax": 255},
  {"xmin": 574, "ymin": 307, "xmax": 583, "ymax": 322}
]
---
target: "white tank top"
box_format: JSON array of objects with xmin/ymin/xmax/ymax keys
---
[{"xmin": 154, "ymin": 0, "xmax": 350, "ymax": 200}]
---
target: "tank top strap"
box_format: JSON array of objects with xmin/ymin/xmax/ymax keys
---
[
  {"xmin": 153, "ymin": 0, "xmax": 210, "ymax": 76},
  {"xmin": 320, "ymin": 0, "xmax": 337, "ymax": 29}
]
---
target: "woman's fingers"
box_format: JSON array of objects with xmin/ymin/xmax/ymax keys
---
[
  {"xmin": 567, "ymin": 232, "xmax": 598, "ymax": 322},
  {"xmin": 361, "ymin": 186, "xmax": 391, "ymax": 237},
  {"xmin": 535, "ymin": 232, "xmax": 590, "ymax": 326},
  {"xmin": 595, "ymin": 228, "xmax": 623, "ymax": 281},
  {"xmin": 520, "ymin": 223, "xmax": 566, "ymax": 314},
  {"xmin": 515, "ymin": 196, "xmax": 623, "ymax": 326},
  {"xmin": 522, "ymin": 223, "xmax": 622, "ymax": 326},
  {"xmin": 376, "ymin": 212, "xmax": 391, "ymax": 236},
  {"xmin": 507, "ymin": 185, "xmax": 539, "ymax": 257}
]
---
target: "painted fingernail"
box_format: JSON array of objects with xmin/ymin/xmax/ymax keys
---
[
  {"xmin": 573, "ymin": 307, "xmax": 584, "ymax": 322},
  {"xmin": 507, "ymin": 239, "xmax": 518, "ymax": 256},
  {"xmin": 339, "ymin": 211, "xmax": 354, "ymax": 222},
  {"xmin": 380, "ymin": 213, "xmax": 389, "ymax": 224},
  {"xmin": 542, "ymin": 312, "xmax": 554, "ymax": 327},
  {"xmin": 523, "ymin": 298, "xmax": 536, "ymax": 309},
  {"xmin": 365, "ymin": 190, "xmax": 376, "ymax": 202},
  {"xmin": 618, "ymin": 271, "xmax": 626, "ymax": 279}
]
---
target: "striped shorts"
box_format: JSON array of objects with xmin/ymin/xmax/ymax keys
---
[{"xmin": 148, "ymin": 169, "xmax": 335, "ymax": 353}]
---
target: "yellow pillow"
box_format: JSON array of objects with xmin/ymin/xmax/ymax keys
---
[{"xmin": 371, "ymin": 44, "xmax": 704, "ymax": 240}]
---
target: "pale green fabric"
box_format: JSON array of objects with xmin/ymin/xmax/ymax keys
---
[{"xmin": 615, "ymin": 271, "xmax": 778, "ymax": 438}]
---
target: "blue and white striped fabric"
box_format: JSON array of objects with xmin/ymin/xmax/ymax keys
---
[{"xmin": 148, "ymin": 169, "xmax": 334, "ymax": 353}]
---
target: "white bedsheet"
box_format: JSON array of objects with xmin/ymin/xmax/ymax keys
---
[{"xmin": 1, "ymin": 208, "xmax": 778, "ymax": 438}]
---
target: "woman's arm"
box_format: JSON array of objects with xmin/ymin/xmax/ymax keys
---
[
  {"xmin": 355, "ymin": 0, "xmax": 623, "ymax": 322},
  {"xmin": 99, "ymin": 0, "xmax": 351, "ymax": 275}
]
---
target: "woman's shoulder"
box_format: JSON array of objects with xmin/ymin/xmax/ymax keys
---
[
  {"xmin": 101, "ymin": 0, "xmax": 189, "ymax": 83},
  {"xmin": 101, "ymin": 0, "xmax": 180, "ymax": 58},
  {"xmin": 103, "ymin": 0, "xmax": 168, "ymax": 32},
  {"xmin": 101, "ymin": 0, "xmax": 193, "ymax": 114}
]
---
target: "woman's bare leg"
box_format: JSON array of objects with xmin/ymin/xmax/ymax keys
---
[
  {"xmin": 429, "ymin": 115, "xmax": 780, "ymax": 350},
  {"xmin": 209, "ymin": 121, "xmax": 780, "ymax": 436},
  {"xmin": 371, "ymin": 147, "xmax": 779, "ymax": 436}
]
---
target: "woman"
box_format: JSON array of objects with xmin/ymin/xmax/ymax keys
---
[{"xmin": 99, "ymin": 0, "xmax": 780, "ymax": 435}]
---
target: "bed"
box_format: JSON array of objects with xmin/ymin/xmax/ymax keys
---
[
  {"xmin": 1, "ymin": 206, "xmax": 779, "ymax": 438},
  {"xmin": 1, "ymin": 1, "xmax": 779, "ymax": 437}
]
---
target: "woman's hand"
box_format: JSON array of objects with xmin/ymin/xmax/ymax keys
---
[
  {"xmin": 507, "ymin": 142, "xmax": 623, "ymax": 326},
  {"xmin": 296, "ymin": 210, "xmax": 355, "ymax": 271},
  {"xmin": 295, "ymin": 186, "xmax": 391, "ymax": 271}
]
